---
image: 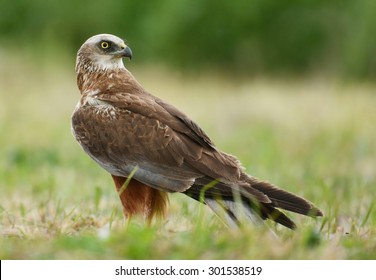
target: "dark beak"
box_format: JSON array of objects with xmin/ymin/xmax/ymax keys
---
[{"xmin": 121, "ymin": 46, "xmax": 132, "ymax": 60}]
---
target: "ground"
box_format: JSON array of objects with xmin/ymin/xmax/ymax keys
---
[{"xmin": 0, "ymin": 52, "xmax": 375, "ymax": 259}]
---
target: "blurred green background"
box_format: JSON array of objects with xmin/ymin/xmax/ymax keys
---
[
  {"xmin": 1, "ymin": 0, "xmax": 376, "ymax": 78},
  {"xmin": 1, "ymin": 0, "xmax": 376, "ymax": 259}
]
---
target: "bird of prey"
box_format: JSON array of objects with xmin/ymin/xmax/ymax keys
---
[{"xmin": 72, "ymin": 34, "xmax": 323, "ymax": 229}]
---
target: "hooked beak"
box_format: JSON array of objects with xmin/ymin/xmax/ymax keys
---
[{"xmin": 120, "ymin": 45, "xmax": 132, "ymax": 60}]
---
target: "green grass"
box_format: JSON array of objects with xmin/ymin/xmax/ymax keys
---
[{"xmin": 1, "ymin": 52, "xmax": 376, "ymax": 259}]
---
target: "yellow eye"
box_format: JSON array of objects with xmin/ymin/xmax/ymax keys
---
[{"xmin": 101, "ymin": 42, "xmax": 109, "ymax": 49}]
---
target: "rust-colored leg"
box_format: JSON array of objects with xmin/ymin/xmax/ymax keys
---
[
  {"xmin": 111, "ymin": 175, "xmax": 128, "ymax": 218},
  {"xmin": 111, "ymin": 175, "xmax": 168, "ymax": 224}
]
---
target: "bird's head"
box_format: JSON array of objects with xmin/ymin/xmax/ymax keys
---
[{"xmin": 76, "ymin": 34, "xmax": 132, "ymax": 73}]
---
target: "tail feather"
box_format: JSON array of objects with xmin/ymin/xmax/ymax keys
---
[
  {"xmin": 204, "ymin": 198, "xmax": 241, "ymax": 228},
  {"xmin": 259, "ymin": 203, "xmax": 296, "ymax": 229},
  {"xmin": 200, "ymin": 194, "xmax": 297, "ymax": 230},
  {"xmin": 194, "ymin": 177, "xmax": 271, "ymax": 203},
  {"xmin": 184, "ymin": 175, "xmax": 322, "ymax": 230},
  {"xmin": 247, "ymin": 177, "xmax": 323, "ymax": 217}
]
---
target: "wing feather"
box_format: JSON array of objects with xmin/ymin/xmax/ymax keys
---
[{"xmin": 92, "ymin": 92, "xmax": 244, "ymax": 181}]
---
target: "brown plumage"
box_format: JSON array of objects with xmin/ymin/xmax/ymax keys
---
[{"xmin": 72, "ymin": 34, "xmax": 323, "ymax": 229}]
